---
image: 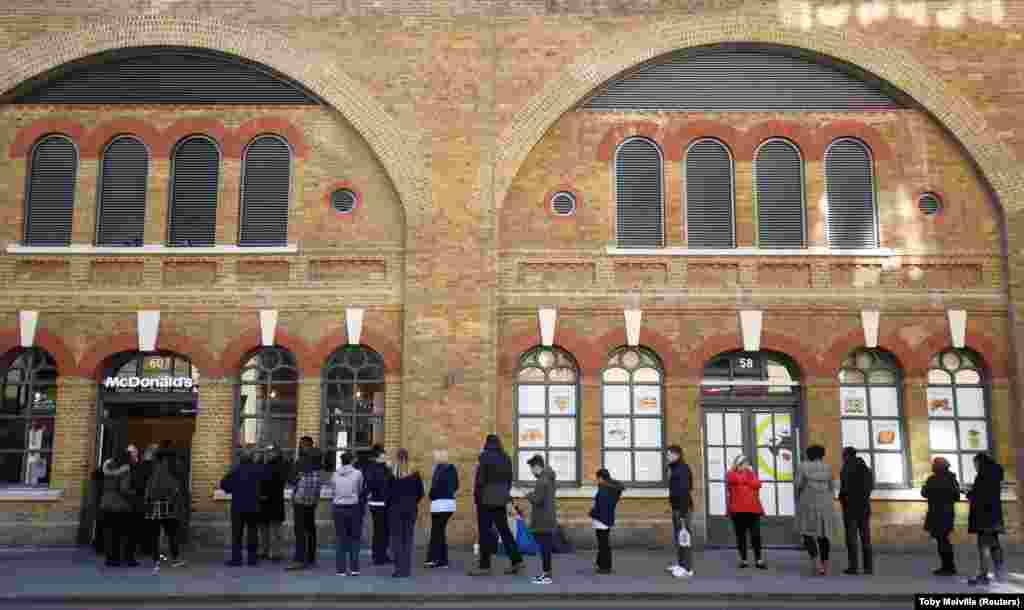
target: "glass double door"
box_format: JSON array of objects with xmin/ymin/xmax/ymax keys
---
[{"xmin": 704, "ymin": 407, "xmax": 800, "ymax": 547}]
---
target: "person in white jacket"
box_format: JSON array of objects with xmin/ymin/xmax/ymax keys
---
[{"xmin": 331, "ymin": 452, "xmax": 365, "ymax": 576}]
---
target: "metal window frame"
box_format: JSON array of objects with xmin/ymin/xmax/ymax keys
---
[
  {"xmin": 613, "ymin": 136, "xmax": 666, "ymax": 248},
  {"xmin": 320, "ymin": 345, "xmax": 386, "ymax": 470},
  {"xmin": 0, "ymin": 347, "xmax": 58, "ymax": 488},
  {"xmin": 233, "ymin": 346, "xmax": 299, "ymax": 463},
  {"xmin": 926, "ymin": 347, "xmax": 995, "ymax": 486},
  {"xmin": 684, "ymin": 137, "xmax": 736, "ymax": 249},
  {"xmin": 837, "ymin": 347, "xmax": 911, "ymax": 489},
  {"xmin": 238, "ymin": 134, "xmax": 293, "ymax": 247},
  {"xmin": 514, "ymin": 345, "xmax": 582, "ymax": 487},
  {"xmin": 600, "ymin": 345, "xmax": 666, "ymax": 487},
  {"xmin": 95, "ymin": 134, "xmax": 150, "ymax": 247},
  {"xmin": 754, "ymin": 137, "xmax": 806, "ymax": 249},
  {"xmin": 550, "ymin": 191, "xmax": 577, "ymax": 216},
  {"xmin": 167, "ymin": 134, "xmax": 222, "ymax": 247},
  {"xmin": 824, "ymin": 137, "xmax": 879, "ymax": 249},
  {"xmin": 331, "ymin": 189, "xmax": 358, "ymax": 214},
  {"xmin": 23, "ymin": 134, "xmax": 78, "ymax": 247}
]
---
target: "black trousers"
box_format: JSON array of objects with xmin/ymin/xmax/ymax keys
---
[
  {"xmin": 595, "ymin": 529, "xmax": 612, "ymax": 571},
  {"xmin": 427, "ymin": 512, "xmax": 453, "ymax": 565},
  {"xmin": 150, "ymin": 518, "xmax": 181, "ymax": 562},
  {"xmin": 389, "ymin": 510, "xmax": 417, "ymax": 577},
  {"xmin": 477, "ymin": 505, "xmax": 522, "ymax": 569},
  {"xmin": 370, "ymin": 508, "xmax": 391, "ymax": 564},
  {"xmin": 731, "ymin": 513, "xmax": 763, "ymax": 561},
  {"xmin": 534, "ymin": 531, "xmax": 554, "ymax": 574},
  {"xmin": 292, "ymin": 504, "xmax": 317, "ymax": 565},
  {"xmin": 104, "ymin": 513, "xmax": 130, "ymax": 563},
  {"xmin": 934, "ymin": 532, "xmax": 955, "ymax": 570},
  {"xmin": 843, "ymin": 512, "xmax": 873, "ymax": 572},
  {"xmin": 231, "ymin": 512, "xmax": 260, "ymax": 564},
  {"xmin": 803, "ymin": 535, "xmax": 831, "ymax": 561}
]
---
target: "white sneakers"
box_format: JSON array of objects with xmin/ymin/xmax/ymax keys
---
[{"xmin": 670, "ymin": 565, "xmax": 694, "ymax": 578}]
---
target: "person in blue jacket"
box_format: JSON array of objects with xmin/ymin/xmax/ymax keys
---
[
  {"xmin": 425, "ymin": 448, "xmax": 459, "ymax": 569},
  {"xmin": 220, "ymin": 448, "xmax": 269, "ymax": 567},
  {"xmin": 363, "ymin": 445, "xmax": 395, "ymax": 565},
  {"xmin": 590, "ymin": 468, "xmax": 624, "ymax": 574},
  {"xmin": 388, "ymin": 448, "xmax": 424, "ymax": 578}
]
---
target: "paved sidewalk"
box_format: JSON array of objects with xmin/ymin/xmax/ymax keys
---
[{"xmin": 0, "ymin": 546, "xmax": 1021, "ymax": 604}]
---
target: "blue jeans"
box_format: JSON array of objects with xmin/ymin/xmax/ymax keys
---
[{"xmin": 333, "ymin": 504, "xmax": 364, "ymax": 573}]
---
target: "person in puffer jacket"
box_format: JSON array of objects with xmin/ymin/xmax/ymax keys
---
[
  {"xmin": 726, "ymin": 455, "xmax": 766, "ymax": 569},
  {"xmin": 99, "ymin": 450, "xmax": 136, "ymax": 568},
  {"xmin": 331, "ymin": 452, "xmax": 365, "ymax": 576},
  {"xmin": 589, "ymin": 468, "xmax": 624, "ymax": 574}
]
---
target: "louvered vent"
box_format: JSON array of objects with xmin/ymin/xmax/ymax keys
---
[
  {"xmin": 685, "ymin": 139, "xmax": 734, "ymax": 248},
  {"xmin": 239, "ymin": 136, "xmax": 291, "ymax": 247},
  {"xmin": 96, "ymin": 137, "xmax": 148, "ymax": 247},
  {"xmin": 332, "ymin": 189, "xmax": 357, "ymax": 214},
  {"xmin": 615, "ymin": 138, "xmax": 664, "ymax": 248},
  {"xmin": 582, "ymin": 44, "xmax": 907, "ymax": 112},
  {"xmin": 756, "ymin": 140, "xmax": 805, "ymax": 248},
  {"xmin": 826, "ymin": 139, "xmax": 878, "ymax": 249},
  {"xmin": 9, "ymin": 47, "xmax": 321, "ymax": 105},
  {"xmin": 168, "ymin": 137, "xmax": 220, "ymax": 247},
  {"xmin": 551, "ymin": 191, "xmax": 576, "ymax": 215},
  {"xmin": 918, "ymin": 192, "xmax": 942, "ymax": 216},
  {"xmin": 24, "ymin": 135, "xmax": 77, "ymax": 246}
]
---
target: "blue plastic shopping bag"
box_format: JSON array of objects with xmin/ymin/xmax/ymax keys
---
[{"xmin": 515, "ymin": 517, "xmax": 540, "ymax": 556}]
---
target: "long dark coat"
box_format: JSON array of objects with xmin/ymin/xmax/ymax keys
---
[
  {"xmin": 967, "ymin": 460, "xmax": 1004, "ymax": 534},
  {"xmin": 922, "ymin": 471, "xmax": 960, "ymax": 538},
  {"xmin": 260, "ymin": 458, "xmax": 288, "ymax": 523}
]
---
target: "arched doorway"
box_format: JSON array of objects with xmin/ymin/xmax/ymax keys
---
[{"xmin": 701, "ymin": 350, "xmax": 802, "ymax": 547}]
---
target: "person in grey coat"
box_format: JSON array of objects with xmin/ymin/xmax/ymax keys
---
[
  {"xmin": 523, "ymin": 454, "xmax": 558, "ymax": 584},
  {"xmin": 796, "ymin": 445, "xmax": 838, "ymax": 576}
]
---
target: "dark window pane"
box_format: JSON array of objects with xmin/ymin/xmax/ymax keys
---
[
  {"xmin": 268, "ymin": 390, "xmax": 296, "ymax": 415},
  {"xmin": 0, "ymin": 420, "xmax": 27, "ymax": 451},
  {"xmin": 357, "ymin": 365, "xmax": 383, "ymax": 381},
  {"xmin": 271, "ymin": 367, "xmax": 299, "ymax": 383},
  {"xmin": 346, "ymin": 349, "xmax": 366, "ymax": 368},
  {"xmin": 325, "ymin": 384, "xmax": 355, "ymax": 413},
  {"xmin": 0, "ymin": 452, "xmax": 25, "ymax": 485},
  {"xmin": 326, "ymin": 367, "xmax": 355, "ymax": 382},
  {"xmin": 262, "ymin": 418, "xmax": 296, "ymax": 450},
  {"xmin": 1, "ymin": 385, "xmax": 26, "ymax": 415}
]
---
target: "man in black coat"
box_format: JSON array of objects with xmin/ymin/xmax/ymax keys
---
[
  {"xmin": 839, "ymin": 446, "xmax": 874, "ymax": 575},
  {"xmin": 220, "ymin": 448, "xmax": 269, "ymax": 566},
  {"xmin": 967, "ymin": 453, "xmax": 1005, "ymax": 586},
  {"xmin": 666, "ymin": 445, "xmax": 694, "ymax": 576},
  {"xmin": 468, "ymin": 434, "xmax": 523, "ymax": 576},
  {"xmin": 362, "ymin": 444, "xmax": 395, "ymax": 565}
]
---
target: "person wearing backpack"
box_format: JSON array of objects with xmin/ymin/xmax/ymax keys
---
[
  {"xmin": 331, "ymin": 451, "xmax": 365, "ymax": 576},
  {"xmin": 99, "ymin": 449, "xmax": 136, "ymax": 568},
  {"xmin": 146, "ymin": 450, "xmax": 187, "ymax": 572},
  {"xmin": 589, "ymin": 468, "xmax": 624, "ymax": 574}
]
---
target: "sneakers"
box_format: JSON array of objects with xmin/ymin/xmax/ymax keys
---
[
  {"xmin": 738, "ymin": 560, "xmax": 749, "ymax": 569},
  {"xmin": 968, "ymin": 574, "xmax": 992, "ymax": 586},
  {"xmin": 504, "ymin": 562, "xmax": 525, "ymax": 575},
  {"xmin": 755, "ymin": 561, "xmax": 768, "ymax": 570},
  {"xmin": 350, "ymin": 570, "xmax": 361, "ymax": 576},
  {"xmin": 671, "ymin": 566, "xmax": 694, "ymax": 579},
  {"xmin": 170, "ymin": 559, "xmax": 187, "ymax": 568},
  {"xmin": 532, "ymin": 574, "xmax": 553, "ymax": 584},
  {"xmin": 665, "ymin": 564, "xmax": 678, "ymax": 573},
  {"xmin": 336, "ymin": 571, "xmax": 347, "ymax": 576},
  {"xmin": 424, "ymin": 561, "xmax": 438, "ymax": 568},
  {"xmin": 285, "ymin": 561, "xmax": 306, "ymax": 571}
]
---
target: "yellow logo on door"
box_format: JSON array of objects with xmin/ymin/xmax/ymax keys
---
[{"xmin": 756, "ymin": 414, "xmax": 794, "ymax": 482}]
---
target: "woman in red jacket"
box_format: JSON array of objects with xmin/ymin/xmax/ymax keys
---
[{"xmin": 727, "ymin": 455, "xmax": 767, "ymax": 569}]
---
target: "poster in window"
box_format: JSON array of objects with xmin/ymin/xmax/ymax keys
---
[
  {"xmin": 549, "ymin": 385, "xmax": 576, "ymax": 416},
  {"xmin": 928, "ymin": 420, "xmax": 957, "ymax": 451},
  {"xmin": 518, "ymin": 385, "xmax": 546, "ymax": 415},
  {"xmin": 873, "ymin": 452, "xmax": 904, "ymax": 485},
  {"xmin": 777, "ymin": 482, "xmax": 796, "ymax": 517},
  {"xmin": 869, "ymin": 386, "xmax": 899, "ymax": 417},
  {"xmin": 518, "ymin": 418, "xmax": 546, "ymax": 447},
  {"xmin": 759, "ymin": 483, "xmax": 777, "ymax": 516},
  {"xmin": 634, "ymin": 451, "xmax": 662, "ymax": 482},
  {"xmin": 959, "ymin": 420, "xmax": 988, "ymax": 451},
  {"xmin": 517, "ymin": 451, "xmax": 536, "ymax": 482},
  {"xmin": 872, "ymin": 420, "xmax": 902, "ymax": 449},
  {"xmin": 604, "ymin": 451, "xmax": 632, "ymax": 481},
  {"xmin": 927, "ymin": 386, "xmax": 955, "ymax": 418},
  {"xmin": 840, "ymin": 387, "xmax": 868, "ymax": 417},
  {"xmin": 548, "ymin": 418, "xmax": 577, "ymax": 448},
  {"xmin": 603, "ymin": 385, "xmax": 630, "ymax": 415},
  {"xmin": 604, "ymin": 418, "xmax": 631, "ymax": 448},
  {"xmin": 956, "ymin": 388, "xmax": 986, "ymax": 418},
  {"xmin": 633, "ymin": 418, "xmax": 662, "ymax": 448},
  {"xmin": 548, "ymin": 451, "xmax": 576, "ymax": 482},
  {"xmin": 841, "ymin": 419, "xmax": 870, "ymax": 450},
  {"xmin": 633, "ymin": 385, "xmax": 661, "ymax": 415}
]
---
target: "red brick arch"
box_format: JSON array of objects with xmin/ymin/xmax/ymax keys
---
[
  {"xmin": 80, "ymin": 119, "xmax": 164, "ymax": 159},
  {"xmin": 913, "ymin": 328, "xmax": 1008, "ymax": 379},
  {"xmin": 219, "ymin": 329, "xmax": 315, "ymax": 379},
  {"xmin": 232, "ymin": 117, "xmax": 310, "ymax": 159},
  {"xmin": 163, "ymin": 119, "xmax": 231, "ymax": 157},
  {"xmin": 592, "ymin": 327, "xmax": 683, "ymax": 378},
  {"xmin": 596, "ymin": 121, "xmax": 669, "ymax": 162},
  {"xmin": 9, "ymin": 119, "xmax": 87, "ymax": 159},
  {"xmin": 686, "ymin": 331, "xmax": 819, "ymax": 378},
  {"xmin": 811, "ymin": 120, "xmax": 893, "ymax": 162},
  {"xmin": 740, "ymin": 120, "xmax": 816, "ymax": 162},
  {"xmin": 668, "ymin": 120, "xmax": 745, "ymax": 161},
  {"xmin": 0, "ymin": 328, "xmax": 77, "ymax": 376},
  {"xmin": 500, "ymin": 327, "xmax": 601, "ymax": 379},
  {"xmin": 823, "ymin": 327, "xmax": 918, "ymax": 376},
  {"xmin": 311, "ymin": 327, "xmax": 402, "ymax": 377},
  {"xmin": 79, "ymin": 331, "xmax": 220, "ymax": 380}
]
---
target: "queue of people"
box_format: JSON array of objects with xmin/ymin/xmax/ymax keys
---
[{"xmin": 98, "ymin": 434, "xmax": 1010, "ymax": 588}]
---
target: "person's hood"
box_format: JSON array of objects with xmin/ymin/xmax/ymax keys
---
[
  {"xmin": 336, "ymin": 464, "xmax": 358, "ymax": 478},
  {"xmin": 535, "ymin": 466, "xmax": 556, "ymax": 484},
  {"xmin": 482, "ymin": 434, "xmax": 503, "ymax": 453},
  {"xmin": 102, "ymin": 459, "xmax": 130, "ymax": 477},
  {"xmin": 599, "ymin": 477, "xmax": 625, "ymax": 491},
  {"xmin": 802, "ymin": 460, "xmax": 833, "ymax": 481}
]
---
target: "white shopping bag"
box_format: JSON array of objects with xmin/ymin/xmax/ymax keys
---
[{"xmin": 677, "ymin": 525, "xmax": 691, "ymax": 548}]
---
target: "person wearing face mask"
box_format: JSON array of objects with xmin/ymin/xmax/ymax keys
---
[{"xmin": 726, "ymin": 454, "xmax": 766, "ymax": 570}]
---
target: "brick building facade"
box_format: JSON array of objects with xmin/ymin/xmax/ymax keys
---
[{"xmin": 0, "ymin": 1, "xmax": 1021, "ymax": 550}]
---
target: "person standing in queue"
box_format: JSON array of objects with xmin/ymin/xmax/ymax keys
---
[
  {"xmin": 666, "ymin": 445, "xmax": 694, "ymax": 578},
  {"xmin": 288, "ymin": 437, "xmax": 322, "ymax": 570},
  {"xmin": 468, "ymin": 434, "xmax": 524, "ymax": 577},
  {"xmin": 967, "ymin": 452, "xmax": 1006, "ymax": 586},
  {"xmin": 99, "ymin": 449, "xmax": 135, "ymax": 568},
  {"xmin": 259, "ymin": 445, "xmax": 288, "ymax": 563},
  {"xmin": 796, "ymin": 445, "xmax": 838, "ymax": 576},
  {"xmin": 146, "ymin": 449, "xmax": 187, "ymax": 572},
  {"xmin": 331, "ymin": 451, "xmax": 365, "ymax": 576},
  {"xmin": 220, "ymin": 447, "xmax": 268, "ymax": 567},
  {"xmin": 589, "ymin": 468, "xmax": 624, "ymax": 575},
  {"xmin": 388, "ymin": 448, "xmax": 424, "ymax": 578},
  {"xmin": 524, "ymin": 454, "xmax": 558, "ymax": 585},
  {"xmin": 364, "ymin": 444, "xmax": 395, "ymax": 566},
  {"xmin": 922, "ymin": 456, "xmax": 960, "ymax": 576},
  {"xmin": 425, "ymin": 448, "xmax": 458, "ymax": 569},
  {"xmin": 839, "ymin": 446, "xmax": 874, "ymax": 575},
  {"xmin": 726, "ymin": 455, "xmax": 767, "ymax": 570}
]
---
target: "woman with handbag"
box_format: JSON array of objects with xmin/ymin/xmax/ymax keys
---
[{"xmin": 99, "ymin": 450, "xmax": 136, "ymax": 568}]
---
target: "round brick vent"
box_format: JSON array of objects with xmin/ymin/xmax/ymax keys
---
[
  {"xmin": 550, "ymin": 191, "xmax": 577, "ymax": 215},
  {"xmin": 918, "ymin": 192, "xmax": 942, "ymax": 216},
  {"xmin": 332, "ymin": 188, "xmax": 357, "ymax": 214}
]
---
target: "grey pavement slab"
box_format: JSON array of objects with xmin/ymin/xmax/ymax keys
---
[{"xmin": 0, "ymin": 547, "xmax": 1021, "ymax": 603}]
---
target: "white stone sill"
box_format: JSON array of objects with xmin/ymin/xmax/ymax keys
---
[
  {"xmin": 606, "ymin": 246, "xmax": 896, "ymax": 257},
  {"xmin": 833, "ymin": 487, "xmax": 1017, "ymax": 502},
  {"xmin": 6, "ymin": 244, "xmax": 299, "ymax": 255},
  {"xmin": 0, "ymin": 488, "xmax": 63, "ymax": 502}
]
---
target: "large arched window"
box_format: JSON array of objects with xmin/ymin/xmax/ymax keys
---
[
  {"xmin": 615, "ymin": 137, "xmax": 664, "ymax": 248},
  {"xmin": 237, "ymin": 347, "xmax": 298, "ymax": 460},
  {"xmin": 602, "ymin": 346, "xmax": 664, "ymax": 485},
  {"xmin": 515, "ymin": 346, "xmax": 580, "ymax": 485},
  {"xmin": 755, "ymin": 138, "xmax": 805, "ymax": 248},
  {"xmin": 96, "ymin": 136, "xmax": 149, "ymax": 246},
  {"xmin": 825, "ymin": 138, "xmax": 877, "ymax": 249},
  {"xmin": 168, "ymin": 136, "xmax": 220, "ymax": 247},
  {"xmin": 686, "ymin": 138, "xmax": 735, "ymax": 248},
  {"xmin": 927, "ymin": 348, "xmax": 992, "ymax": 486},
  {"xmin": 322, "ymin": 346, "xmax": 385, "ymax": 472},
  {"xmin": 0, "ymin": 348, "xmax": 57, "ymax": 486},
  {"xmin": 24, "ymin": 135, "xmax": 77, "ymax": 247},
  {"xmin": 838, "ymin": 348, "xmax": 907, "ymax": 487},
  {"xmin": 239, "ymin": 135, "xmax": 291, "ymax": 247}
]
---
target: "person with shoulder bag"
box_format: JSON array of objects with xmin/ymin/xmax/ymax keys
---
[
  {"xmin": 99, "ymin": 450, "xmax": 136, "ymax": 567},
  {"xmin": 146, "ymin": 450, "xmax": 186, "ymax": 572},
  {"xmin": 469, "ymin": 435, "xmax": 524, "ymax": 576}
]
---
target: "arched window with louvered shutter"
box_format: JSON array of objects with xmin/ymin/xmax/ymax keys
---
[
  {"xmin": 168, "ymin": 136, "xmax": 220, "ymax": 247},
  {"xmin": 239, "ymin": 135, "xmax": 291, "ymax": 247},
  {"xmin": 825, "ymin": 138, "xmax": 878, "ymax": 249},
  {"xmin": 615, "ymin": 138, "xmax": 664, "ymax": 248},
  {"xmin": 96, "ymin": 136, "xmax": 148, "ymax": 247},
  {"xmin": 755, "ymin": 139, "xmax": 805, "ymax": 249},
  {"xmin": 685, "ymin": 138, "xmax": 735, "ymax": 248},
  {"xmin": 24, "ymin": 135, "xmax": 77, "ymax": 246}
]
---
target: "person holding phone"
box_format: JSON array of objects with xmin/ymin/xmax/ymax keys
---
[{"xmin": 726, "ymin": 455, "xmax": 766, "ymax": 569}]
